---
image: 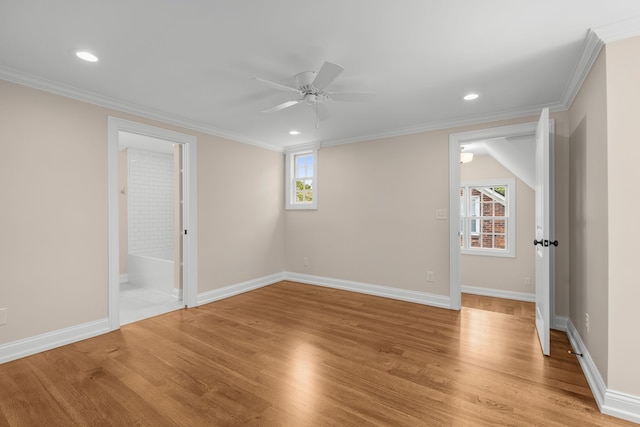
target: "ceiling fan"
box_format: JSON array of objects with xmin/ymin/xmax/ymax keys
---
[{"xmin": 255, "ymin": 61, "xmax": 375, "ymax": 123}]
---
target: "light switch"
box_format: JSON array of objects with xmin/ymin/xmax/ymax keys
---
[{"xmin": 435, "ymin": 209, "xmax": 448, "ymax": 220}]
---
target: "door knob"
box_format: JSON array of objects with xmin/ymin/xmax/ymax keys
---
[{"xmin": 533, "ymin": 239, "xmax": 544, "ymax": 246}]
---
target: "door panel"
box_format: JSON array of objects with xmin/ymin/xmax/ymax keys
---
[{"xmin": 534, "ymin": 108, "xmax": 552, "ymax": 356}]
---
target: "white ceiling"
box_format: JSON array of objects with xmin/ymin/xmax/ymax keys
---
[{"xmin": 2, "ymin": 1, "xmax": 640, "ymax": 151}]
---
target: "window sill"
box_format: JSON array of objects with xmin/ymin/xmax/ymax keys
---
[
  {"xmin": 461, "ymin": 249, "xmax": 515, "ymax": 258},
  {"xmin": 286, "ymin": 204, "xmax": 317, "ymax": 211}
]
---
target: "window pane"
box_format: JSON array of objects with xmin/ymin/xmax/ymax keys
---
[
  {"xmin": 304, "ymin": 180, "xmax": 313, "ymax": 202},
  {"xmin": 471, "ymin": 196, "xmax": 480, "ymax": 217},
  {"xmin": 296, "ymin": 156, "xmax": 306, "ymax": 178},
  {"xmin": 470, "ymin": 218, "xmax": 479, "ymax": 234},
  {"xmin": 482, "ymin": 200, "xmax": 494, "ymax": 216}
]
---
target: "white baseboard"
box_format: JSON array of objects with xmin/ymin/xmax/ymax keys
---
[
  {"xmin": 566, "ymin": 318, "xmax": 607, "ymax": 406},
  {"xmin": 553, "ymin": 315, "xmax": 568, "ymax": 332},
  {"xmin": 0, "ymin": 318, "xmax": 110, "ymax": 365},
  {"xmin": 119, "ymin": 274, "xmax": 128, "ymax": 284},
  {"xmin": 461, "ymin": 285, "xmax": 535, "ymax": 302},
  {"xmin": 197, "ymin": 272, "xmax": 285, "ymax": 306},
  {"xmin": 566, "ymin": 318, "xmax": 640, "ymax": 424},
  {"xmin": 284, "ymin": 272, "xmax": 452, "ymax": 309}
]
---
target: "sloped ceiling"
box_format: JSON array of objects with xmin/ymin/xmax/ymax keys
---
[{"xmin": 1, "ymin": 1, "xmax": 640, "ymax": 151}]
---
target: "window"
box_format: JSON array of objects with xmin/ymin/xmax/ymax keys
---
[
  {"xmin": 460, "ymin": 179, "xmax": 515, "ymax": 257},
  {"xmin": 285, "ymin": 146, "xmax": 318, "ymax": 210}
]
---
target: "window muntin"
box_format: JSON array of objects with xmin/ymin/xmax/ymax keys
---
[{"xmin": 460, "ymin": 179, "xmax": 515, "ymax": 257}]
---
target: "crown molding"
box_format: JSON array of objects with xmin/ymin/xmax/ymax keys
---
[
  {"xmin": 319, "ymin": 101, "xmax": 566, "ymax": 149},
  {"xmin": 0, "ymin": 66, "xmax": 283, "ymax": 153},
  {"xmin": 592, "ymin": 14, "xmax": 640, "ymax": 43},
  {"xmin": 559, "ymin": 30, "xmax": 604, "ymax": 111}
]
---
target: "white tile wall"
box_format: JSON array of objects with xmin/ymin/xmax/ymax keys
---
[{"xmin": 128, "ymin": 148, "xmax": 175, "ymax": 254}]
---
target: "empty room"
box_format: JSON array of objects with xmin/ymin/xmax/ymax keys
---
[{"xmin": 1, "ymin": 1, "xmax": 640, "ymax": 425}]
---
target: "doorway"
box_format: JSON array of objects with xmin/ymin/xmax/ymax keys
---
[
  {"xmin": 458, "ymin": 138, "xmax": 534, "ymax": 301},
  {"xmin": 118, "ymin": 132, "xmax": 182, "ymax": 324},
  {"xmin": 107, "ymin": 117, "xmax": 198, "ymax": 330},
  {"xmin": 448, "ymin": 120, "xmax": 554, "ymax": 316}
]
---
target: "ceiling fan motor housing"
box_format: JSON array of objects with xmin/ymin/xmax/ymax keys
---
[{"xmin": 296, "ymin": 71, "xmax": 328, "ymax": 102}]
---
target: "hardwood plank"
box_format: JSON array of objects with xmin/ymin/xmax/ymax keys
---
[{"xmin": 0, "ymin": 282, "xmax": 634, "ymax": 426}]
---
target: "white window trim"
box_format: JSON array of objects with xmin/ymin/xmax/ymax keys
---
[
  {"xmin": 285, "ymin": 145, "xmax": 318, "ymax": 210},
  {"xmin": 460, "ymin": 178, "xmax": 516, "ymax": 258}
]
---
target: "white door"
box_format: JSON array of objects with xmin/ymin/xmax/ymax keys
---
[{"xmin": 534, "ymin": 108, "xmax": 554, "ymax": 356}]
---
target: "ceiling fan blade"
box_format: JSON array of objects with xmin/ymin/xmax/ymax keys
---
[
  {"xmin": 254, "ymin": 77, "xmax": 300, "ymax": 94},
  {"xmin": 315, "ymin": 102, "xmax": 332, "ymax": 121},
  {"xmin": 312, "ymin": 61, "xmax": 344, "ymax": 90},
  {"xmin": 329, "ymin": 91, "xmax": 376, "ymax": 102},
  {"xmin": 262, "ymin": 100, "xmax": 300, "ymax": 113}
]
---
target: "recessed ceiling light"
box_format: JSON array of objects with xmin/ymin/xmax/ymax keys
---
[
  {"xmin": 75, "ymin": 51, "xmax": 99, "ymax": 62},
  {"xmin": 463, "ymin": 93, "xmax": 479, "ymax": 101},
  {"xmin": 289, "ymin": 130, "xmax": 301, "ymax": 135}
]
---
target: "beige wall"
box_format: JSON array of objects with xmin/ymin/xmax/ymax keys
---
[
  {"xmin": 0, "ymin": 80, "xmax": 285, "ymax": 344},
  {"xmin": 285, "ymin": 112, "xmax": 571, "ymax": 317},
  {"xmin": 568, "ymin": 49, "xmax": 609, "ymax": 383},
  {"xmin": 460, "ymin": 155, "xmax": 535, "ymax": 294},
  {"xmin": 197, "ymin": 137, "xmax": 285, "ymax": 290},
  {"xmin": 0, "ymin": 81, "xmax": 109, "ymax": 343},
  {"xmin": 286, "ymin": 132, "xmax": 451, "ymax": 293},
  {"xmin": 604, "ymin": 36, "xmax": 640, "ymax": 396}
]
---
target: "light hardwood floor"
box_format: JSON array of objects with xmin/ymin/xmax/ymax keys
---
[{"xmin": 0, "ymin": 281, "xmax": 634, "ymax": 426}]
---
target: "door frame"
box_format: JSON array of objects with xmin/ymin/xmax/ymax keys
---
[
  {"xmin": 448, "ymin": 120, "xmax": 554, "ymax": 312},
  {"xmin": 107, "ymin": 117, "xmax": 198, "ymax": 330}
]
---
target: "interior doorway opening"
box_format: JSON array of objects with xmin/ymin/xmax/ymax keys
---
[
  {"xmin": 118, "ymin": 132, "xmax": 183, "ymax": 324},
  {"xmin": 449, "ymin": 115, "xmax": 555, "ymax": 355},
  {"xmin": 108, "ymin": 117, "xmax": 198, "ymax": 330}
]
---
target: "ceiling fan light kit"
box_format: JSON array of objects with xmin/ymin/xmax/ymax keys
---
[{"xmin": 256, "ymin": 61, "xmax": 376, "ymax": 124}]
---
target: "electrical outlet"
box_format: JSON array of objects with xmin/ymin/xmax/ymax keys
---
[
  {"xmin": 426, "ymin": 271, "xmax": 434, "ymax": 282},
  {"xmin": 524, "ymin": 277, "xmax": 531, "ymax": 286},
  {"xmin": 0, "ymin": 308, "xmax": 7, "ymax": 326},
  {"xmin": 435, "ymin": 209, "xmax": 448, "ymax": 220},
  {"xmin": 303, "ymin": 257, "xmax": 309, "ymax": 266},
  {"xmin": 585, "ymin": 313, "xmax": 590, "ymax": 333}
]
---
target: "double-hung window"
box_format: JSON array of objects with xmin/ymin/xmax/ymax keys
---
[
  {"xmin": 285, "ymin": 146, "xmax": 318, "ymax": 210},
  {"xmin": 460, "ymin": 178, "xmax": 515, "ymax": 257}
]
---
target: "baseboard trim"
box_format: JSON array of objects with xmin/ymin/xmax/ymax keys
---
[
  {"xmin": 566, "ymin": 318, "xmax": 640, "ymax": 424},
  {"xmin": 461, "ymin": 285, "xmax": 535, "ymax": 302},
  {"xmin": 197, "ymin": 272, "xmax": 286, "ymax": 306},
  {"xmin": 603, "ymin": 390, "xmax": 640, "ymax": 424},
  {"xmin": 553, "ymin": 315, "xmax": 568, "ymax": 332},
  {"xmin": 284, "ymin": 272, "xmax": 452, "ymax": 309},
  {"xmin": 0, "ymin": 318, "xmax": 110, "ymax": 365}
]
